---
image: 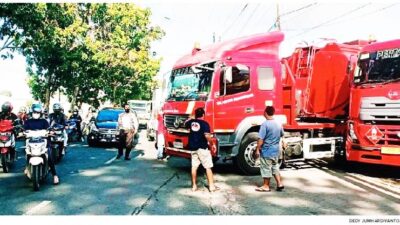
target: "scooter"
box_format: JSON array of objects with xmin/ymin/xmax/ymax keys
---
[
  {"xmin": 66, "ymin": 119, "xmax": 80, "ymax": 142},
  {"xmin": 25, "ymin": 129, "xmax": 49, "ymax": 191},
  {"xmin": 48, "ymin": 124, "xmax": 65, "ymax": 164},
  {"xmin": 0, "ymin": 120, "xmax": 16, "ymax": 173}
]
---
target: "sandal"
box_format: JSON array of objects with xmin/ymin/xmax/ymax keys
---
[
  {"xmin": 276, "ymin": 186, "xmax": 285, "ymax": 191},
  {"xmin": 208, "ymin": 186, "xmax": 220, "ymax": 192},
  {"xmin": 255, "ymin": 186, "xmax": 271, "ymax": 192}
]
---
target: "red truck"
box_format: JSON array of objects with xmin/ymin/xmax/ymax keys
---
[
  {"xmin": 345, "ymin": 40, "xmax": 400, "ymax": 166},
  {"xmin": 161, "ymin": 31, "xmax": 391, "ymax": 174}
]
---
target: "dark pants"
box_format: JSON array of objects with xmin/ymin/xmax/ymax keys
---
[{"xmin": 118, "ymin": 130, "xmax": 133, "ymax": 158}]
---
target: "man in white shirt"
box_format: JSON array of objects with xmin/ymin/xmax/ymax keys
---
[{"xmin": 117, "ymin": 103, "xmax": 139, "ymax": 160}]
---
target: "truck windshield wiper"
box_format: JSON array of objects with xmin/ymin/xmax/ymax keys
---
[{"xmin": 381, "ymin": 77, "xmax": 400, "ymax": 85}]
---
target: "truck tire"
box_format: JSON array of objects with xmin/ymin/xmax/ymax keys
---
[
  {"xmin": 32, "ymin": 165, "xmax": 40, "ymax": 191},
  {"xmin": 1, "ymin": 153, "xmax": 9, "ymax": 173},
  {"xmin": 235, "ymin": 132, "xmax": 260, "ymax": 175}
]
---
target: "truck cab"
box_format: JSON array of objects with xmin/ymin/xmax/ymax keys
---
[{"xmin": 346, "ymin": 40, "xmax": 400, "ymax": 166}]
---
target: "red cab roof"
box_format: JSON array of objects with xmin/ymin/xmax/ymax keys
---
[
  {"xmin": 173, "ymin": 31, "xmax": 284, "ymax": 69},
  {"xmin": 362, "ymin": 39, "xmax": 400, "ymax": 52}
]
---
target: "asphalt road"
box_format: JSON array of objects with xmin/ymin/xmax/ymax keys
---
[{"xmin": 0, "ymin": 130, "xmax": 399, "ymax": 215}]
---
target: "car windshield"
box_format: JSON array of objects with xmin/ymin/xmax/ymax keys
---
[
  {"xmin": 167, "ymin": 63, "xmax": 214, "ymax": 101},
  {"xmin": 133, "ymin": 108, "xmax": 146, "ymax": 112},
  {"xmin": 96, "ymin": 110, "xmax": 123, "ymax": 122},
  {"xmin": 354, "ymin": 48, "xmax": 400, "ymax": 85}
]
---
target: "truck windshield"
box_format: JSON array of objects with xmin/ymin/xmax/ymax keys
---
[
  {"xmin": 167, "ymin": 65, "xmax": 213, "ymax": 101},
  {"xmin": 354, "ymin": 48, "xmax": 400, "ymax": 85}
]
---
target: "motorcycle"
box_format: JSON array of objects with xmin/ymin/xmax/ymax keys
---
[
  {"xmin": 0, "ymin": 120, "xmax": 16, "ymax": 173},
  {"xmin": 66, "ymin": 119, "xmax": 80, "ymax": 142},
  {"xmin": 24, "ymin": 129, "xmax": 49, "ymax": 191},
  {"xmin": 48, "ymin": 124, "xmax": 65, "ymax": 164}
]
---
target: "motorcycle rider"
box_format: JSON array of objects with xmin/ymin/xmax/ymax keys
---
[
  {"xmin": 24, "ymin": 104, "xmax": 59, "ymax": 184},
  {"xmin": 17, "ymin": 107, "xmax": 28, "ymax": 124},
  {"xmin": 48, "ymin": 103, "xmax": 68, "ymax": 149},
  {"xmin": 0, "ymin": 102, "xmax": 19, "ymax": 161},
  {"xmin": 69, "ymin": 109, "xmax": 83, "ymax": 141}
]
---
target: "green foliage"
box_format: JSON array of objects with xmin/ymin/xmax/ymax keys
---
[{"xmin": 0, "ymin": 3, "xmax": 164, "ymax": 109}]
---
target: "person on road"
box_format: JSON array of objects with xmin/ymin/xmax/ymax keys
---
[
  {"xmin": 117, "ymin": 103, "xmax": 139, "ymax": 160},
  {"xmin": 185, "ymin": 107, "xmax": 219, "ymax": 192},
  {"xmin": 255, "ymin": 106, "xmax": 285, "ymax": 192},
  {"xmin": 24, "ymin": 104, "xmax": 59, "ymax": 185},
  {"xmin": 69, "ymin": 109, "xmax": 83, "ymax": 141},
  {"xmin": 48, "ymin": 103, "xmax": 68, "ymax": 148},
  {"xmin": 156, "ymin": 111, "xmax": 165, "ymax": 160},
  {"xmin": 0, "ymin": 101, "xmax": 20, "ymax": 161},
  {"xmin": 17, "ymin": 107, "xmax": 28, "ymax": 124}
]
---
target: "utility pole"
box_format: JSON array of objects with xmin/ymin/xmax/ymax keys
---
[
  {"xmin": 213, "ymin": 32, "xmax": 216, "ymax": 43},
  {"xmin": 276, "ymin": 3, "xmax": 281, "ymax": 31}
]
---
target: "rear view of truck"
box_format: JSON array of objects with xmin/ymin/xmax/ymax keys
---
[{"xmin": 346, "ymin": 40, "xmax": 400, "ymax": 166}]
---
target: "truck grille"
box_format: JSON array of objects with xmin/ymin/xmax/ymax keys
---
[
  {"xmin": 376, "ymin": 126, "xmax": 400, "ymax": 145},
  {"xmin": 164, "ymin": 114, "xmax": 189, "ymax": 129},
  {"xmin": 360, "ymin": 97, "xmax": 400, "ymax": 121}
]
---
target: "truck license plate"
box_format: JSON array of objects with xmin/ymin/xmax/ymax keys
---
[
  {"xmin": 173, "ymin": 141, "xmax": 183, "ymax": 149},
  {"xmin": 381, "ymin": 147, "xmax": 400, "ymax": 155}
]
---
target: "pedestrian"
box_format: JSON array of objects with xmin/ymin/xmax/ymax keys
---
[
  {"xmin": 185, "ymin": 107, "xmax": 219, "ymax": 192},
  {"xmin": 156, "ymin": 111, "xmax": 165, "ymax": 160},
  {"xmin": 117, "ymin": 103, "xmax": 139, "ymax": 160},
  {"xmin": 255, "ymin": 105, "xmax": 285, "ymax": 192}
]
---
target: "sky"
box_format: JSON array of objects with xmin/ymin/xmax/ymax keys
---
[{"xmin": 1, "ymin": 0, "xmax": 400, "ymax": 105}]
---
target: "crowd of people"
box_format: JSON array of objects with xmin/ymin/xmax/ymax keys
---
[{"xmin": 1, "ymin": 100, "xmax": 285, "ymax": 193}]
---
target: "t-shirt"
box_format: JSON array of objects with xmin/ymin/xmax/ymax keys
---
[
  {"xmin": 258, "ymin": 119, "xmax": 284, "ymax": 158},
  {"xmin": 24, "ymin": 119, "xmax": 50, "ymax": 131},
  {"xmin": 185, "ymin": 119, "xmax": 210, "ymax": 150}
]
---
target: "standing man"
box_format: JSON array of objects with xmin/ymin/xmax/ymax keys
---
[
  {"xmin": 156, "ymin": 111, "xmax": 165, "ymax": 160},
  {"xmin": 255, "ymin": 106, "xmax": 285, "ymax": 192},
  {"xmin": 117, "ymin": 103, "xmax": 139, "ymax": 160},
  {"xmin": 185, "ymin": 107, "xmax": 219, "ymax": 192}
]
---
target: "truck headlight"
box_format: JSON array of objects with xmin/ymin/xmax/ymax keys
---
[{"xmin": 349, "ymin": 122, "xmax": 359, "ymax": 143}]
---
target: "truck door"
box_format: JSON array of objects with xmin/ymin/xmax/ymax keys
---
[{"xmin": 213, "ymin": 63, "xmax": 254, "ymax": 132}]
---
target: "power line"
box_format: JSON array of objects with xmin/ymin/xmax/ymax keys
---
[
  {"xmin": 221, "ymin": 3, "xmax": 249, "ymax": 37},
  {"xmin": 322, "ymin": 3, "xmax": 399, "ymax": 28},
  {"xmin": 280, "ymin": 2, "xmax": 318, "ymax": 17},
  {"xmin": 267, "ymin": 3, "xmax": 318, "ymax": 32},
  {"xmin": 292, "ymin": 3, "xmax": 371, "ymax": 38},
  {"xmin": 237, "ymin": 3, "xmax": 261, "ymax": 36}
]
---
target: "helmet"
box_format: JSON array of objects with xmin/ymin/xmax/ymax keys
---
[
  {"xmin": 19, "ymin": 107, "xmax": 26, "ymax": 113},
  {"xmin": 73, "ymin": 109, "xmax": 79, "ymax": 113},
  {"xmin": 31, "ymin": 103, "xmax": 43, "ymax": 113},
  {"xmin": 53, "ymin": 103, "xmax": 61, "ymax": 113},
  {"xmin": 1, "ymin": 102, "xmax": 13, "ymax": 113}
]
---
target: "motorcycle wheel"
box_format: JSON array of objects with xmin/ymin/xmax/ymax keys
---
[
  {"xmin": 1, "ymin": 153, "xmax": 9, "ymax": 173},
  {"xmin": 32, "ymin": 165, "xmax": 40, "ymax": 191}
]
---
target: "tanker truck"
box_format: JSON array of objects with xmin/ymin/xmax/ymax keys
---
[
  {"xmin": 344, "ymin": 40, "xmax": 400, "ymax": 167},
  {"xmin": 162, "ymin": 31, "xmax": 370, "ymax": 174}
]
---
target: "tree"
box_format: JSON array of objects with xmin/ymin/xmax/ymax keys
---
[{"xmin": 0, "ymin": 3, "xmax": 164, "ymax": 109}]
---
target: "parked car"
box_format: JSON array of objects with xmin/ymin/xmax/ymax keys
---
[{"xmin": 87, "ymin": 107, "xmax": 124, "ymax": 147}]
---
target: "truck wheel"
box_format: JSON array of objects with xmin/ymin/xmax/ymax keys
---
[
  {"xmin": 32, "ymin": 165, "xmax": 40, "ymax": 191},
  {"xmin": 1, "ymin": 153, "xmax": 9, "ymax": 173},
  {"xmin": 235, "ymin": 132, "xmax": 260, "ymax": 175}
]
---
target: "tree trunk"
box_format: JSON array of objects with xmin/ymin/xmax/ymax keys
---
[
  {"xmin": 70, "ymin": 86, "xmax": 80, "ymax": 110},
  {"xmin": 44, "ymin": 75, "xmax": 52, "ymax": 111}
]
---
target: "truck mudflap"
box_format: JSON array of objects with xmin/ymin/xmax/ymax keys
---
[{"xmin": 302, "ymin": 137, "xmax": 342, "ymax": 159}]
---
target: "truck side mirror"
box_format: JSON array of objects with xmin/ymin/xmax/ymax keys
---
[{"xmin": 224, "ymin": 67, "xmax": 233, "ymax": 83}]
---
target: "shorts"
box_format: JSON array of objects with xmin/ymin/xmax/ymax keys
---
[
  {"xmin": 191, "ymin": 148, "xmax": 213, "ymax": 169},
  {"xmin": 260, "ymin": 157, "xmax": 279, "ymax": 178}
]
